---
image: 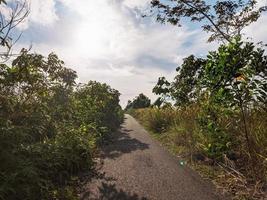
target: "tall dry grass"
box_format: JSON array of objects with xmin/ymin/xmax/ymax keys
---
[{"xmin": 131, "ymin": 105, "xmax": 267, "ymax": 199}]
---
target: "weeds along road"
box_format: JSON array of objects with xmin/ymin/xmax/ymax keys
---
[{"xmin": 79, "ymin": 114, "xmax": 228, "ymax": 200}]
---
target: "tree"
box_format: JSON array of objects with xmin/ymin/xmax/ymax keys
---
[
  {"xmin": 153, "ymin": 56, "xmax": 206, "ymax": 106},
  {"xmin": 126, "ymin": 93, "xmax": 151, "ymax": 109},
  {"xmin": 0, "ymin": 48, "xmax": 77, "ymax": 142},
  {"xmin": 148, "ymin": 0, "xmax": 267, "ymax": 42},
  {"xmin": 74, "ymin": 81, "xmax": 123, "ymax": 133},
  {"xmin": 172, "ymin": 55, "xmax": 205, "ymax": 106},
  {"xmin": 153, "ymin": 77, "xmax": 170, "ymax": 96},
  {"xmin": 0, "ymin": 0, "xmax": 30, "ymax": 60},
  {"xmin": 201, "ymin": 37, "xmax": 267, "ymax": 158}
]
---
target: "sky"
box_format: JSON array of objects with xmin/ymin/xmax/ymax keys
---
[{"xmin": 1, "ymin": 0, "xmax": 267, "ymax": 107}]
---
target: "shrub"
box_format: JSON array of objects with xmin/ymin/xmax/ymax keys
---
[
  {"xmin": 0, "ymin": 50, "xmax": 123, "ymax": 199},
  {"xmin": 133, "ymin": 107, "xmax": 175, "ymax": 133},
  {"xmin": 197, "ymin": 101, "xmax": 234, "ymax": 160}
]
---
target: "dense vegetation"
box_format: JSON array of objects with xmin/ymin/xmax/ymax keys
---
[
  {"xmin": 0, "ymin": 49, "xmax": 123, "ymax": 199},
  {"xmin": 129, "ymin": 38, "xmax": 267, "ymax": 199}
]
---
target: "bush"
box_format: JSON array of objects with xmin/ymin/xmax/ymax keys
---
[
  {"xmin": 133, "ymin": 107, "xmax": 175, "ymax": 133},
  {"xmin": 197, "ymin": 101, "xmax": 234, "ymax": 160},
  {"xmin": 0, "ymin": 50, "xmax": 123, "ymax": 199}
]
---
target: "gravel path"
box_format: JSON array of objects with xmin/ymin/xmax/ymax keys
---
[{"xmin": 79, "ymin": 114, "xmax": 228, "ymax": 200}]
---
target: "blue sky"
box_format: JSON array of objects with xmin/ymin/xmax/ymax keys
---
[{"xmin": 2, "ymin": 0, "xmax": 267, "ymax": 107}]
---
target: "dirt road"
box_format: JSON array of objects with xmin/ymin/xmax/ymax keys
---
[{"xmin": 79, "ymin": 114, "xmax": 227, "ymax": 200}]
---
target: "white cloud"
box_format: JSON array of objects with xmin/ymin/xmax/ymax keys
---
[
  {"xmin": 243, "ymin": 14, "xmax": 267, "ymax": 44},
  {"xmin": 11, "ymin": 0, "xmax": 267, "ymax": 107},
  {"xmin": 0, "ymin": 3, "xmax": 11, "ymax": 18},
  {"xmin": 2, "ymin": 0, "xmax": 59, "ymax": 30},
  {"xmin": 243, "ymin": 0, "xmax": 267, "ymax": 44},
  {"xmin": 256, "ymin": 0, "xmax": 267, "ymax": 7},
  {"xmin": 123, "ymin": 0, "xmax": 150, "ymax": 8},
  {"xmin": 29, "ymin": 0, "xmax": 58, "ymax": 26}
]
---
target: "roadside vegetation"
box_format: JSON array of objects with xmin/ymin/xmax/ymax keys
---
[
  {"xmin": 127, "ymin": 0, "xmax": 267, "ymax": 199},
  {"xmin": 128, "ymin": 37, "xmax": 267, "ymax": 200},
  {"xmin": 0, "ymin": 49, "xmax": 123, "ymax": 199},
  {"xmin": 1, "ymin": 0, "xmax": 266, "ymax": 199},
  {"xmin": 0, "ymin": 1, "xmax": 123, "ymax": 199}
]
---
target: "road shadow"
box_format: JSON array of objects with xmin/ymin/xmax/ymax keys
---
[
  {"xmin": 100, "ymin": 127, "xmax": 149, "ymax": 160},
  {"xmin": 79, "ymin": 169, "xmax": 148, "ymax": 200},
  {"xmin": 81, "ymin": 182, "xmax": 148, "ymax": 200},
  {"xmin": 79, "ymin": 117, "xmax": 150, "ymax": 200}
]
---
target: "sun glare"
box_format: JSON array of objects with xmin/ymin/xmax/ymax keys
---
[
  {"xmin": 75, "ymin": 21, "xmax": 108, "ymax": 57},
  {"xmin": 71, "ymin": 1, "xmax": 124, "ymax": 59}
]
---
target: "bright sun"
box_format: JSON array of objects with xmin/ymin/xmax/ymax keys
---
[
  {"xmin": 75, "ymin": 21, "xmax": 108, "ymax": 58},
  {"xmin": 72, "ymin": 1, "xmax": 124, "ymax": 59}
]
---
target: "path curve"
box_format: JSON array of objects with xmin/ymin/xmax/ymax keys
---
[{"xmin": 80, "ymin": 114, "xmax": 228, "ymax": 200}]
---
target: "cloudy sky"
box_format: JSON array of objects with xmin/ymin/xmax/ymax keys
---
[{"xmin": 2, "ymin": 0, "xmax": 267, "ymax": 107}]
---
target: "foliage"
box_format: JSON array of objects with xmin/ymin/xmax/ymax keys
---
[
  {"xmin": 153, "ymin": 38, "xmax": 267, "ymax": 161},
  {"xmin": 197, "ymin": 100, "xmax": 234, "ymax": 159},
  {"xmin": 199, "ymin": 38, "xmax": 267, "ymax": 162},
  {"xmin": 74, "ymin": 81, "xmax": 123, "ymax": 141},
  {"xmin": 134, "ymin": 38, "xmax": 267, "ymax": 199},
  {"xmin": 132, "ymin": 104, "xmax": 267, "ymax": 199},
  {"xmin": 142, "ymin": 0, "xmax": 267, "ymax": 197},
  {"xmin": 172, "ymin": 55, "xmax": 205, "ymax": 106},
  {"xmin": 125, "ymin": 93, "xmax": 151, "ymax": 110},
  {"xmin": 153, "ymin": 77, "xmax": 170, "ymax": 96},
  {"xmin": 152, "ymin": 97, "xmax": 164, "ymax": 108},
  {"xmin": 153, "ymin": 55, "xmax": 206, "ymax": 106},
  {"xmin": 149, "ymin": 0, "xmax": 267, "ymax": 42},
  {"xmin": 0, "ymin": 49, "xmax": 123, "ymax": 199}
]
